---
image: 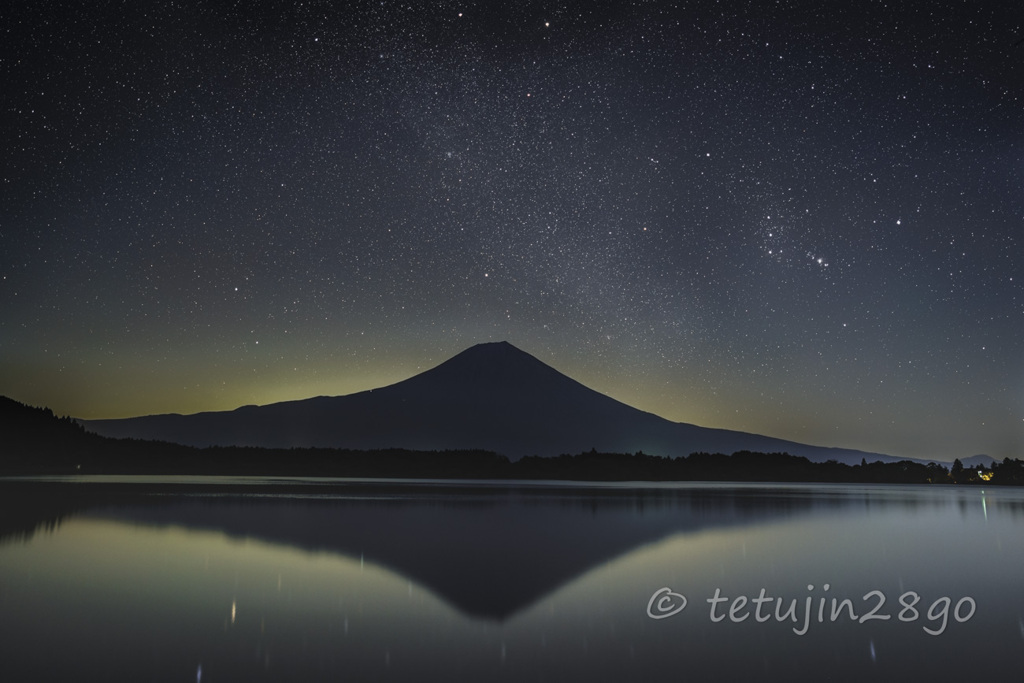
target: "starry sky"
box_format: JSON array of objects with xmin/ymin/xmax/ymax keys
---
[{"xmin": 2, "ymin": 1, "xmax": 1022, "ymax": 462}]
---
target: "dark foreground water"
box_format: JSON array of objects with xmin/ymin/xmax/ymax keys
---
[{"xmin": 1, "ymin": 477, "xmax": 1022, "ymax": 681}]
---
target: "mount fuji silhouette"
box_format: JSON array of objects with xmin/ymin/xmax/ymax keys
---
[{"xmin": 81, "ymin": 341, "xmax": 897, "ymax": 464}]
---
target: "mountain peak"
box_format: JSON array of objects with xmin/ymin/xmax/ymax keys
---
[
  {"xmin": 463, "ymin": 340, "xmax": 521, "ymax": 354},
  {"xmin": 406, "ymin": 341, "xmax": 567, "ymax": 391},
  {"xmin": 455, "ymin": 340, "xmax": 533, "ymax": 362}
]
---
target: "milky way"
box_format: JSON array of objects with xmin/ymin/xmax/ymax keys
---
[{"xmin": 2, "ymin": 1, "xmax": 1022, "ymax": 461}]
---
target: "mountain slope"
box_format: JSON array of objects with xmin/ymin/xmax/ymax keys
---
[{"xmin": 81, "ymin": 341, "xmax": 899, "ymax": 464}]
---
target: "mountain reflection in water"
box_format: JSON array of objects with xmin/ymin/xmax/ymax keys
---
[{"xmin": 1, "ymin": 479, "xmax": 1023, "ymax": 682}]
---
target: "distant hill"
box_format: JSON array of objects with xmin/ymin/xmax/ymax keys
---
[
  {"xmin": 81, "ymin": 341, "xmax": 908, "ymax": 465},
  {"xmin": 959, "ymin": 454, "xmax": 997, "ymax": 468}
]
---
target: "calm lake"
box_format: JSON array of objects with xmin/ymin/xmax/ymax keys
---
[{"xmin": 1, "ymin": 477, "xmax": 1022, "ymax": 681}]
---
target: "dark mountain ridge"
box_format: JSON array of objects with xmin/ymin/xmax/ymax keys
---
[{"xmin": 79, "ymin": 341, "xmax": 910, "ymax": 465}]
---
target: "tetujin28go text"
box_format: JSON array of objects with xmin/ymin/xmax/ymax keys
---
[{"xmin": 647, "ymin": 585, "xmax": 976, "ymax": 636}]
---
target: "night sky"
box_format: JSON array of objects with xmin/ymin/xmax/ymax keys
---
[{"xmin": 2, "ymin": 1, "xmax": 1022, "ymax": 462}]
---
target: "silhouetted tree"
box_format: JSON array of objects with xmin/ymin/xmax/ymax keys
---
[{"xmin": 951, "ymin": 458, "xmax": 964, "ymax": 483}]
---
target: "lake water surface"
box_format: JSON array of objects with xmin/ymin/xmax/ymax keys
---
[{"xmin": 1, "ymin": 477, "xmax": 1022, "ymax": 681}]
